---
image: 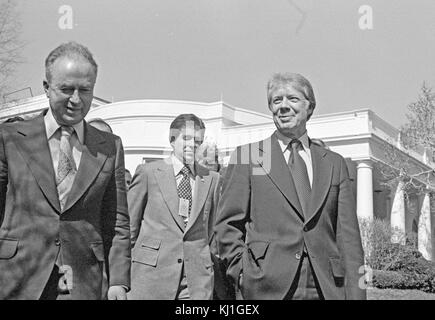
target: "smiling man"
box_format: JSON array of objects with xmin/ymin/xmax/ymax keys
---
[
  {"xmin": 215, "ymin": 72, "xmax": 366, "ymax": 300},
  {"xmin": 0, "ymin": 42, "xmax": 131, "ymax": 300},
  {"xmin": 128, "ymin": 114, "xmax": 220, "ymax": 300}
]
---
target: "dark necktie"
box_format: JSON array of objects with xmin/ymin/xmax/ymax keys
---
[
  {"xmin": 177, "ymin": 166, "xmax": 192, "ymax": 226},
  {"xmin": 56, "ymin": 126, "xmax": 77, "ymax": 211},
  {"xmin": 288, "ymin": 139, "xmax": 311, "ymax": 217}
]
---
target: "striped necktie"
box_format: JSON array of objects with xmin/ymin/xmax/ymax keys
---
[{"xmin": 56, "ymin": 126, "xmax": 77, "ymax": 211}]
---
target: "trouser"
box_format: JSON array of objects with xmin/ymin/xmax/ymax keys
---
[
  {"xmin": 39, "ymin": 265, "xmax": 72, "ymax": 300},
  {"xmin": 175, "ymin": 264, "xmax": 190, "ymax": 300},
  {"xmin": 212, "ymin": 254, "xmax": 236, "ymax": 300}
]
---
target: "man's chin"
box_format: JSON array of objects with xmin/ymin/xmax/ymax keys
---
[
  {"xmin": 183, "ymin": 155, "xmax": 195, "ymax": 164},
  {"xmin": 56, "ymin": 116, "xmax": 83, "ymax": 126},
  {"xmin": 277, "ymin": 124, "xmax": 295, "ymax": 134}
]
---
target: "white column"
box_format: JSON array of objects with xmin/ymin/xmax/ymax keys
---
[
  {"xmin": 357, "ymin": 161, "xmax": 374, "ymax": 222},
  {"xmin": 418, "ymin": 192, "xmax": 432, "ymax": 260},
  {"xmin": 390, "ymin": 181, "xmax": 406, "ymax": 244},
  {"xmin": 356, "ymin": 161, "xmax": 374, "ymax": 261}
]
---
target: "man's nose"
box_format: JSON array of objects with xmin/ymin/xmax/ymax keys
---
[
  {"xmin": 278, "ymin": 104, "xmax": 291, "ymax": 113},
  {"xmin": 184, "ymin": 141, "xmax": 194, "ymax": 148},
  {"xmin": 281, "ymin": 96, "xmax": 295, "ymax": 107},
  {"xmin": 69, "ymin": 90, "xmax": 80, "ymax": 104}
]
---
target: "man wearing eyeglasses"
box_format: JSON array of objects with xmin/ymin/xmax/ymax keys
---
[{"xmin": 215, "ymin": 72, "xmax": 366, "ymax": 300}]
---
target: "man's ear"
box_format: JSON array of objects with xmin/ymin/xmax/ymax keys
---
[
  {"xmin": 306, "ymin": 104, "xmax": 314, "ymax": 120},
  {"xmin": 43, "ymin": 80, "xmax": 49, "ymax": 97}
]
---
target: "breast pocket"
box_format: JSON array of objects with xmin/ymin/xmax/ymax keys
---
[
  {"xmin": 100, "ymin": 160, "xmax": 116, "ymax": 177},
  {"xmin": 133, "ymin": 237, "xmax": 161, "ymax": 267},
  {"xmin": 100, "ymin": 167, "xmax": 114, "ymax": 177}
]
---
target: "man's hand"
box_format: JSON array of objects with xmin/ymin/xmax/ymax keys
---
[{"xmin": 108, "ymin": 285, "xmax": 127, "ymax": 300}]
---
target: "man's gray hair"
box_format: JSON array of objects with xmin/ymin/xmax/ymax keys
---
[
  {"xmin": 266, "ymin": 72, "xmax": 316, "ymax": 119},
  {"xmin": 45, "ymin": 41, "xmax": 98, "ymax": 82}
]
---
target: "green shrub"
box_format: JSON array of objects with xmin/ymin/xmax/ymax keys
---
[
  {"xmin": 372, "ymin": 270, "xmax": 406, "ymax": 289},
  {"xmin": 360, "ymin": 218, "xmax": 435, "ymax": 293}
]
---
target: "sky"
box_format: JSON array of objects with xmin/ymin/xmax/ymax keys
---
[{"xmin": 8, "ymin": 0, "xmax": 435, "ymax": 129}]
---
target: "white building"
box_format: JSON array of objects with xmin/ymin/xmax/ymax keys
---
[{"xmin": 1, "ymin": 95, "xmax": 434, "ymax": 260}]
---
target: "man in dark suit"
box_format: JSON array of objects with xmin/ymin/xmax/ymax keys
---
[
  {"xmin": 215, "ymin": 72, "xmax": 366, "ymax": 300},
  {"xmin": 128, "ymin": 114, "xmax": 220, "ymax": 300},
  {"xmin": 0, "ymin": 42, "xmax": 131, "ymax": 300}
]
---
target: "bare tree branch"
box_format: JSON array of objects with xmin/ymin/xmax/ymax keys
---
[
  {"xmin": 0, "ymin": 0, "xmax": 24, "ymax": 102},
  {"xmin": 401, "ymin": 83, "xmax": 435, "ymax": 159},
  {"xmin": 378, "ymin": 83, "xmax": 435, "ymax": 195}
]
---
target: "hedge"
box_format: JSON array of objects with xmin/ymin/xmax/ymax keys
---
[{"xmin": 360, "ymin": 218, "xmax": 435, "ymax": 293}]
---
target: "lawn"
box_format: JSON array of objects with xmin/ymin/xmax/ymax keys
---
[{"xmin": 367, "ymin": 287, "xmax": 435, "ymax": 300}]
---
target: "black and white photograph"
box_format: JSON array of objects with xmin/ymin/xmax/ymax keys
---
[{"xmin": 0, "ymin": 0, "xmax": 435, "ymax": 308}]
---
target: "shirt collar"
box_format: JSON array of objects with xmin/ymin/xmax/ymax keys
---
[
  {"xmin": 44, "ymin": 107, "xmax": 85, "ymax": 144},
  {"xmin": 275, "ymin": 130, "xmax": 310, "ymax": 154},
  {"xmin": 171, "ymin": 154, "xmax": 195, "ymax": 177}
]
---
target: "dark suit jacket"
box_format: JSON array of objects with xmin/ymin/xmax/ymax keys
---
[
  {"xmin": 128, "ymin": 159, "xmax": 220, "ymax": 300},
  {"xmin": 210, "ymin": 166, "xmax": 236, "ymax": 300},
  {"xmin": 0, "ymin": 112, "xmax": 131, "ymax": 300},
  {"xmin": 215, "ymin": 132, "xmax": 366, "ymax": 300}
]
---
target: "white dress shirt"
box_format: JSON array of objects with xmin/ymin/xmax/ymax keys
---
[
  {"xmin": 275, "ymin": 130, "xmax": 313, "ymax": 187},
  {"xmin": 44, "ymin": 108, "xmax": 85, "ymax": 174}
]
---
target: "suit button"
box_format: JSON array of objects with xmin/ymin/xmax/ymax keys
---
[
  {"xmin": 177, "ymin": 259, "xmax": 183, "ymax": 263},
  {"xmin": 54, "ymin": 239, "xmax": 61, "ymax": 246},
  {"xmin": 295, "ymin": 253, "xmax": 301, "ymax": 260},
  {"xmin": 303, "ymin": 226, "xmax": 308, "ymax": 232}
]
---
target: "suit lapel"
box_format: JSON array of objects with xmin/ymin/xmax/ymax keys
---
[
  {"xmin": 13, "ymin": 115, "xmax": 61, "ymax": 213},
  {"xmin": 258, "ymin": 134, "xmax": 304, "ymax": 221},
  {"xmin": 305, "ymin": 143, "xmax": 333, "ymax": 224},
  {"xmin": 153, "ymin": 160, "xmax": 185, "ymax": 232},
  {"xmin": 185, "ymin": 164, "xmax": 213, "ymax": 233},
  {"xmin": 62, "ymin": 123, "xmax": 108, "ymax": 212}
]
